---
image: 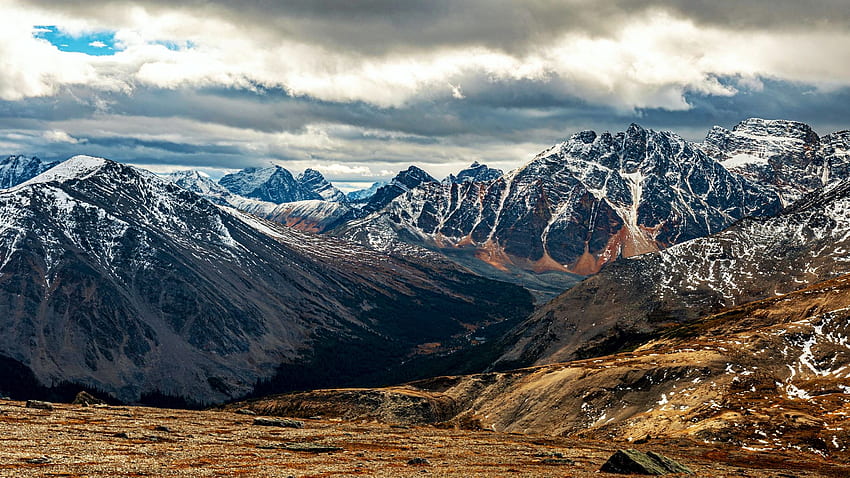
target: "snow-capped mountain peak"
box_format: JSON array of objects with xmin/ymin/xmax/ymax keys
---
[
  {"xmin": 219, "ymin": 165, "xmax": 322, "ymax": 203},
  {"xmin": 340, "ymin": 123, "xmax": 783, "ymax": 277},
  {"xmin": 20, "ymin": 155, "xmax": 108, "ymax": 187},
  {"xmin": 296, "ymin": 168, "xmax": 347, "ymax": 202},
  {"xmin": 166, "ymin": 169, "xmax": 232, "ymax": 203},
  {"xmin": 703, "ymin": 118, "xmax": 849, "ymax": 205}
]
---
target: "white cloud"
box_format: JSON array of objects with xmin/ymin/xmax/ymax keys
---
[
  {"xmin": 449, "ymin": 83, "xmax": 465, "ymax": 99},
  {"xmin": 42, "ymin": 129, "xmax": 83, "ymax": 143},
  {"xmin": 88, "ymin": 40, "xmax": 107, "ymax": 48},
  {"xmin": 310, "ymin": 163, "xmax": 373, "ymax": 176},
  {"xmin": 2, "ymin": 4, "xmax": 849, "ymax": 111}
]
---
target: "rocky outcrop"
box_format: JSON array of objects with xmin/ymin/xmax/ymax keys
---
[{"xmin": 600, "ymin": 449, "xmax": 692, "ymax": 475}]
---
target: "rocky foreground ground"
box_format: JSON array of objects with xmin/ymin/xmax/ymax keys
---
[{"xmin": 0, "ymin": 399, "xmax": 847, "ymax": 477}]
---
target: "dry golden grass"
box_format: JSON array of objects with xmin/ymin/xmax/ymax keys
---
[{"xmin": 0, "ymin": 400, "xmax": 847, "ymax": 477}]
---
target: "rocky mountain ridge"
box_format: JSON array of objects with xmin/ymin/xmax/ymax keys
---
[
  {"xmin": 296, "ymin": 168, "xmax": 347, "ymax": 202},
  {"xmin": 704, "ymin": 118, "xmax": 850, "ymax": 205},
  {"xmin": 219, "ymin": 165, "xmax": 323, "ymax": 203},
  {"xmin": 337, "ymin": 123, "xmax": 785, "ymax": 277},
  {"xmin": 444, "ymin": 161, "xmax": 503, "ymax": 184},
  {"xmin": 496, "ymin": 176, "xmax": 850, "ymax": 368}
]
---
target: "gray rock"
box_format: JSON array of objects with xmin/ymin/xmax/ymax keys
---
[
  {"xmin": 25, "ymin": 400, "xmax": 53, "ymax": 410},
  {"xmin": 24, "ymin": 455, "xmax": 52, "ymax": 464},
  {"xmin": 72, "ymin": 391, "xmax": 105, "ymax": 406},
  {"xmin": 407, "ymin": 457, "xmax": 430, "ymax": 466},
  {"xmin": 252, "ymin": 417, "xmax": 304, "ymax": 428},
  {"xmin": 234, "ymin": 408, "xmax": 257, "ymax": 415},
  {"xmin": 599, "ymin": 449, "xmax": 692, "ymax": 475}
]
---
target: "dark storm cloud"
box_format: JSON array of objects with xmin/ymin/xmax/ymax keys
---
[
  {"xmin": 23, "ymin": 0, "xmax": 850, "ymax": 56},
  {"xmin": 4, "ymin": 75, "xmax": 849, "ymax": 176}
]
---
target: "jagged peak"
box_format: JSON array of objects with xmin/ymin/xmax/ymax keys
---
[
  {"xmin": 298, "ymin": 168, "xmax": 324, "ymax": 180},
  {"xmin": 168, "ymin": 169, "xmax": 211, "ymax": 180},
  {"xmin": 571, "ymin": 130, "xmax": 597, "ymax": 144},
  {"xmin": 395, "ymin": 165, "xmax": 436, "ymax": 183},
  {"xmin": 732, "ymin": 118, "xmax": 818, "ymax": 141}
]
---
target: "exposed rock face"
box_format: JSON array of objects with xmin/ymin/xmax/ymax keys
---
[
  {"xmin": 326, "ymin": 166, "xmax": 439, "ymax": 233},
  {"xmin": 703, "ymin": 118, "xmax": 850, "ymax": 205},
  {"xmin": 497, "ymin": 178, "xmax": 850, "ymax": 367},
  {"xmin": 339, "ymin": 124, "xmax": 782, "ymax": 275},
  {"xmin": 444, "ymin": 162, "xmax": 502, "ymax": 184},
  {"xmin": 0, "ymin": 156, "xmax": 533, "ymax": 403},
  {"xmin": 296, "ymin": 168, "xmax": 347, "ymax": 203},
  {"xmin": 0, "ymin": 155, "xmax": 58, "ymax": 189},
  {"xmin": 219, "ymin": 165, "xmax": 322, "ymax": 203}
]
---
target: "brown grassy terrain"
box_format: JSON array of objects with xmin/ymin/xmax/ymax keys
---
[{"xmin": 1, "ymin": 399, "xmax": 847, "ymax": 477}]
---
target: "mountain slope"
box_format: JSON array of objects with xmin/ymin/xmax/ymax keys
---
[
  {"xmin": 0, "ymin": 156, "xmax": 533, "ymax": 404},
  {"xmin": 496, "ymin": 178, "xmax": 850, "ymax": 367},
  {"xmin": 219, "ymin": 165, "xmax": 322, "ymax": 203},
  {"xmin": 236, "ymin": 273, "xmax": 850, "ymax": 458},
  {"xmin": 0, "ymin": 155, "xmax": 58, "ymax": 189},
  {"xmin": 338, "ymin": 124, "xmax": 782, "ymax": 276}
]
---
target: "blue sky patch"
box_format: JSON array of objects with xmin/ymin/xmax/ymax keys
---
[
  {"xmin": 33, "ymin": 26, "xmax": 120, "ymax": 56},
  {"xmin": 152, "ymin": 40, "xmax": 196, "ymax": 51}
]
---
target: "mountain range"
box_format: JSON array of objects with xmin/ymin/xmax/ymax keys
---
[
  {"xmin": 337, "ymin": 120, "xmax": 850, "ymax": 285},
  {"xmin": 0, "ymin": 156, "xmax": 532, "ymax": 404},
  {"xmin": 3, "ymin": 116, "xmax": 850, "ymax": 428}
]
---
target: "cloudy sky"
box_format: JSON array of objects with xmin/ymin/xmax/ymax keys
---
[{"xmin": 2, "ymin": 1, "xmax": 849, "ymax": 189}]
